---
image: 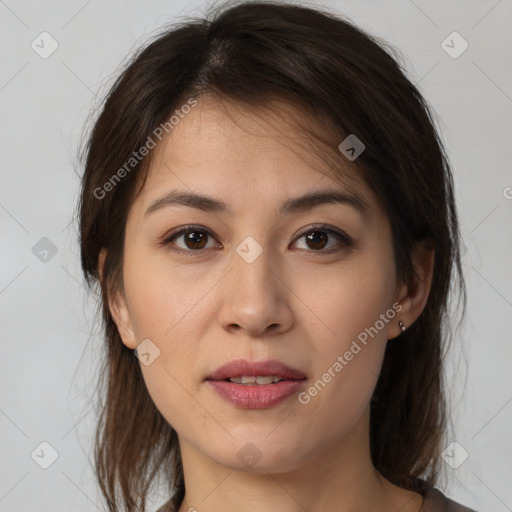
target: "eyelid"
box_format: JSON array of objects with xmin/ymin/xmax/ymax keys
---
[{"xmin": 293, "ymin": 223, "xmax": 349, "ymax": 240}]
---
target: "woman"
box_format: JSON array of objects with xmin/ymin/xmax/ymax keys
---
[{"xmin": 78, "ymin": 1, "xmax": 476, "ymax": 511}]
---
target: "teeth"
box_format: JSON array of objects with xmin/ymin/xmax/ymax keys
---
[{"xmin": 228, "ymin": 375, "xmax": 283, "ymax": 384}]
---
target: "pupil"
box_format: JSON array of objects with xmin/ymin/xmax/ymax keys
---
[
  {"xmin": 186, "ymin": 231, "xmax": 207, "ymax": 249},
  {"xmin": 306, "ymin": 231, "xmax": 327, "ymax": 250}
]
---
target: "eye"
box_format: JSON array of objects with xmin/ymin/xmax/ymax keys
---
[
  {"xmin": 161, "ymin": 223, "xmax": 352, "ymax": 255},
  {"xmin": 292, "ymin": 224, "xmax": 352, "ymax": 253},
  {"xmin": 162, "ymin": 225, "xmax": 220, "ymax": 254}
]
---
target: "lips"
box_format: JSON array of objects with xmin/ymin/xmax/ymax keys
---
[{"xmin": 205, "ymin": 358, "xmax": 307, "ymax": 382}]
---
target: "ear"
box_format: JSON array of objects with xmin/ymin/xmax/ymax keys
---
[
  {"xmin": 389, "ymin": 239, "xmax": 435, "ymax": 340},
  {"xmin": 98, "ymin": 248, "xmax": 138, "ymax": 349}
]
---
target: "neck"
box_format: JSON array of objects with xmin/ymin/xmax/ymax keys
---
[{"xmin": 175, "ymin": 408, "xmax": 423, "ymax": 512}]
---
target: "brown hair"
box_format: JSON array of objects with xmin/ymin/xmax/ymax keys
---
[{"xmin": 78, "ymin": 1, "xmax": 466, "ymax": 510}]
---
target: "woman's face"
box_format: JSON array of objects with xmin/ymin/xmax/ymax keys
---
[{"xmin": 109, "ymin": 98, "xmax": 411, "ymax": 473}]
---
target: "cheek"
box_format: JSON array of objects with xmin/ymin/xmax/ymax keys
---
[
  {"xmin": 123, "ymin": 246, "xmax": 208, "ymax": 343},
  {"xmin": 121, "ymin": 250, "xmax": 210, "ymax": 412},
  {"xmin": 126, "ymin": 271, "xmax": 207, "ymax": 375},
  {"xmin": 295, "ymin": 249, "xmax": 396, "ymax": 414},
  {"xmin": 296, "ymin": 248, "xmax": 397, "ymax": 348},
  {"xmin": 126, "ymin": 271, "xmax": 207, "ymax": 432}
]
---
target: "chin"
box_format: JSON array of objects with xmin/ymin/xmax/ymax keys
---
[{"xmin": 206, "ymin": 436, "xmax": 309, "ymax": 474}]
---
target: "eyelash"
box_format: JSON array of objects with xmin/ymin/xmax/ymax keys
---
[{"xmin": 160, "ymin": 224, "xmax": 352, "ymax": 256}]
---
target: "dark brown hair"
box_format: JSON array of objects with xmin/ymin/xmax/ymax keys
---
[{"xmin": 78, "ymin": 1, "xmax": 466, "ymax": 510}]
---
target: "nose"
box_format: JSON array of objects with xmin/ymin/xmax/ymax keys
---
[{"xmin": 217, "ymin": 242, "xmax": 294, "ymax": 337}]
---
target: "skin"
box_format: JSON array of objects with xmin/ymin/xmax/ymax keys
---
[{"xmin": 100, "ymin": 97, "xmax": 434, "ymax": 512}]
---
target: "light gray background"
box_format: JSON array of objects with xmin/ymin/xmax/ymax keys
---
[{"xmin": 1, "ymin": 0, "xmax": 511, "ymax": 511}]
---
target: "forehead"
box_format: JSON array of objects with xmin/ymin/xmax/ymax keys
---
[{"xmin": 134, "ymin": 96, "xmax": 380, "ymax": 218}]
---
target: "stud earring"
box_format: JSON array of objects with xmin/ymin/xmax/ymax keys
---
[{"xmin": 399, "ymin": 320, "xmax": 406, "ymax": 333}]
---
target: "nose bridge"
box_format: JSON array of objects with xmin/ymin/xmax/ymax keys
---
[
  {"xmin": 232, "ymin": 234, "xmax": 277, "ymax": 302},
  {"xmin": 218, "ymin": 234, "xmax": 293, "ymax": 335}
]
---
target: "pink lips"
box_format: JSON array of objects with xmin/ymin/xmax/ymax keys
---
[
  {"xmin": 205, "ymin": 358, "xmax": 307, "ymax": 409},
  {"xmin": 205, "ymin": 358, "xmax": 306, "ymax": 381}
]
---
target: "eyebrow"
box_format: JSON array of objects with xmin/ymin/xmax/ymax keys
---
[{"xmin": 144, "ymin": 188, "xmax": 371, "ymax": 218}]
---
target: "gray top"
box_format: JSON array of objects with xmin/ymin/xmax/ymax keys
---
[
  {"xmin": 156, "ymin": 487, "xmax": 477, "ymax": 512},
  {"xmin": 422, "ymin": 488, "xmax": 477, "ymax": 511}
]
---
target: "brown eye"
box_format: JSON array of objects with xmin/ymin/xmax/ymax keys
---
[
  {"xmin": 305, "ymin": 230, "xmax": 329, "ymax": 250},
  {"xmin": 163, "ymin": 226, "xmax": 219, "ymax": 253},
  {"xmin": 182, "ymin": 230, "xmax": 208, "ymax": 250},
  {"xmin": 293, "ymin": 225, "xmax": 352, "ymax": 253}
]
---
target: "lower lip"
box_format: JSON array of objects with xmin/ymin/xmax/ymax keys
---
[{"xmin": 206, "ymin": 379, "xmax": 306, "ymax": 409}]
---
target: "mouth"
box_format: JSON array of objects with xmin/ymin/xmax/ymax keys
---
[
  {"xmin": 205, "ymin": 358, "xmax": 307, "ymax": 383},
  {"xmin": 217, "ymin": 375, "xmax": 294, "ymax": 385},
  {"xmin": 205, "ymin": 358, "xmax": 307, "ymax": 409}
]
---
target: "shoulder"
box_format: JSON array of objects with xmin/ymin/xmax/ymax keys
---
[
  {"xmin": 422, "ymin": 487, "xmax": 478, "ymax": 512},
  {"xmin": 155, "ymin": 488, "xmax": 478, "ymax": 512}
]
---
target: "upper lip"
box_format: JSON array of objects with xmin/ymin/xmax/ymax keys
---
[{"xmin": 206, "ymin": 358, "xmax": 307, "ymax": 381}]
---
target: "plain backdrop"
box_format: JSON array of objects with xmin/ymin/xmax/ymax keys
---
[{"xmin": 1, "ymin": 0, "xmax": 511, "ymax": 511}]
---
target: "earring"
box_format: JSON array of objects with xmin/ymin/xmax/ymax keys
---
[{"xmin": 399, "ymin": 320, "xmax": 406, "ymax": 333}]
